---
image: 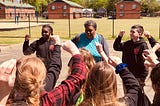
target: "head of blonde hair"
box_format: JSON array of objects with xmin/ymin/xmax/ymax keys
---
[
  {"xmin": 68, "ymin": 48, "xmax": 95, "ymax": 74},
  {"xmin": 82, "ymin": 61, "xmax": 119, "ymax": 106},
  {"xmin": 79, "ymin": 48, "xmax": 95, "ymax": 71},
  {"xmin": 11, "ymin": 56, "xmax": 46, "ymax": 106}
]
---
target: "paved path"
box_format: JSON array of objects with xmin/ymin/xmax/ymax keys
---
[{"xmin": 0, "ymin": 40, "xmax": 154, "ymax": 103}]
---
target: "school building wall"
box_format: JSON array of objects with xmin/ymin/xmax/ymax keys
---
[{"xmin": 116, "ymin": 1, "xmax": 141, "ymax": 19}]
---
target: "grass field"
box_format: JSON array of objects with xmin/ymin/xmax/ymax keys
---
[{"xmin": 0, "ymin": 17, "xmax": 160, "ymax": 44}]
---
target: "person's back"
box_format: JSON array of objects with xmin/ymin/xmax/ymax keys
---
[
  {"xmin": 1, "ymin": 40, "xmax": 87, "ymax": 106},
  {"xmin": 79, "ymin": 58, "xmax": 140, "ymax": 106}
]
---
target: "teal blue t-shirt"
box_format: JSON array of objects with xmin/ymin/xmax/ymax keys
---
[{"xmin": 77, "ymin": 33, "xmax": 102, "ymax": 62}]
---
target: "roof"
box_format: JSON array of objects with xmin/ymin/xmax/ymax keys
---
[
  {"xmin": 82, "ymin": 9, "xmax": 93, "ymax": 12},
  {"xmin": 53, "ymin": 0, "xmax": 83, "ymax": 8},
  {"xmin": 0, "ymin": 0, "xmax": 35, "ymax": 9},
  {"xmin": 116, "ymin": 0, "xmax": 140, "ymax": 5}
]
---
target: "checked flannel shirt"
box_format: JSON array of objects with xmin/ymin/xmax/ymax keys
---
[{"xmin": 40, "ymin": 54, "xmax": 87, "ymax": 106}]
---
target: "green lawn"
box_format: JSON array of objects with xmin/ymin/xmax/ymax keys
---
[{"xmin": 0, "ymin": 17, "xmax": 160, "ymax": 44}]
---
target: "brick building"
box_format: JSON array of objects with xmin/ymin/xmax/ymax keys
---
[
  {"xmin": 47, "ymin": 0, "xmax": 83, "ymax": 19},
  {"xmin": 0, "ymin": 0, "xmax": 35, "ymax": 19},
  {"xmin": 115, "ymin": 0, "xmax": 141, "ymax": 19}
]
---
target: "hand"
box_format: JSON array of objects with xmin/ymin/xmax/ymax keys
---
[
  {"xmin": 152, "ymin": 43, "xmax": 160, "ymax": 53},
  {"xmin": 0, "ymin": 59, "xmax": 16, "ymax": 87},
  {"xmin": 118, "ymin": 30, "xmax": 125, "ymax": 37},
  {"xmin": 0, "ymin": 59, "xmax": 16, "ymax": 105},
  {"xmin": 108, "ymin": 56, "xmax": 122, "ymax": 68},
  {"xmin": 25, "ymin": 34, "xmax": 30, "ymax": 41},
  {"xmin": 95, "ymin": 42, "xmax": 103, "ymax": 53},
  {"xmin": 51, "ymin": 35, "xmax": 61, "ymax": 45},
  {"xmin": 143, "ymin": 50, "xmax": 159, "ymax": 67},
  {"xmin": 144, "ymin": 31, "xmax": 151, "ymax": 38},
  {"xmin": 61, "ymin": 40, "xmax": 80, "ymax": 56}
]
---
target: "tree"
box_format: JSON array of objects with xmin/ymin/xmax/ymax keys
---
[
  {"xmin": 21, "ymin": 0, "xmax": 52, "ymax": 15},
  {"xmin": 106, "ymin": 0, "xmax": 120, "ymax": 14},
  {"xmin": 140, "ymin": 0, "xmax": 160, "ymax": 16}
]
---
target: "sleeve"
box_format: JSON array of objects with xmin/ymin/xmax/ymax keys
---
[
  {"xmin": 148, "ymin": 36, "xmax": 158, "ymax": 48},
  {"xmin": 71, "ymin": 34, "xmax": 80, "ymax": 46},
  {"xmin": 23, "ymin": 40, "xmax": 37, "ymax": 55},
  {"xmin": 44, "ymin": 45, "xmax": 62, "ymax": 92},
  {"xmin": 113, "ymin": 36, "xmax": 123, "ymax": 51},
  {"xmin": 42, "ymin": 54, "xmax": 87, "ymax": 106},
  {"xmin": 99, "ymin": 35, "xmax": 109, "ymax": 57},
  {"xmin": 118, "ymin": 67, "xmax": 140, "ymax": 106},
  {"xmin": 143, "ymin": 42, "xmax": 149, "ymax": 50}
]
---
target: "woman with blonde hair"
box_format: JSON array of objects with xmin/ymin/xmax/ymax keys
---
[
  {"xmin": 68, "ymin": 48, "xmax": 96, "ymax": 105},
  {"xmin": 68, "ymin": 48, "xmax": 95, "ymax": 74},
  {"xmin": 78, "ymin": 43, "xmax": 140, "ymax": 106},
  {"xmin": 0, "ymin": 40, "xmax": 87, "ymax": 106}
]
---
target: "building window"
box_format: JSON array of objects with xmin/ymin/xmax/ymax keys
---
[
  {"xmin": 120, "ymin": 12, "xmax": 124, "ymax": 17},
  {"xmin": 10, "ymin": 12, "xmax": 12, "ymax": 16},
  {"xmin": 120, "ymin": 4, "xmax": 124, "ymax": 9},
  {"xmin": 132, "ymin": 4, "xmax": 137, "ymax": 9},
  {"xmin": 0, "ymin": 6, "xmax": 2, "ymax": 10},
  {"xmin": 51, "ymin": 6, "xmax": 55, "ymax": 10},
  {"xmin": 63, "ymin": 12, "xmax": 67, "ymax": 16},
  {"xmin": 63, "ymin": 5, "xmax": 67, "ymax": 9}
]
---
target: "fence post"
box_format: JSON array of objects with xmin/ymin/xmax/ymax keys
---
[
  {"xmin": 112, "ymin": 18, "xmax": 115, "ymax": 38},
  {"xmin": 28, "ymin": 14, "xmax": 31, "ymax": 36},
  {"xmin": 35, "ymin": 6, "xmax": 38, "ymax": 24},
  {"xmin": 14, "ymin": 6, "xmax": 16, "ymax": 24},
  {"xmin": 68, "ymin": 13, "xmax": 71, "ymax": 38},
  {"xmin": 159, "ymin": 19, "xmax": 160, "ymax": 39}
]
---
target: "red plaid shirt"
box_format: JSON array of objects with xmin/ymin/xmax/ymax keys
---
[{"xmin": 40, "ymin": 54, "xmax": 87, "ymax": 106}]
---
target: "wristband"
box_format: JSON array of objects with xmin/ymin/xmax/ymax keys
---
[{"xmin": 115, "ymin": 63, "xmax": 127, "ymax": 74}]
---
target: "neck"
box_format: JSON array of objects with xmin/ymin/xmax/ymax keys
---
[{"xmin": 133, "ymin": 38, "xmax": 140, "ymax": 42}]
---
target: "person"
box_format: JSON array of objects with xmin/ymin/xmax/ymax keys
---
[
  {"xmin": 113, "ymin": 25, "xmax": 149, "ymax": 89},
  {"xmin": 143, "ymin": 45, "xmax": 160, "ymax": 105},
  {"xmin": 23, "ymin": 24, "xmax": 55, "ymax": 69},
  {"xmin": 144, "ymin": 31, "xmax": 160, "ymax": 59},
  {"xmin": 68, "ymin": 48, "xmax": 95, "ymax": 75},
  {"xmin": 78, "ymin": 48, "xmax": 140, "ymax": 106},
  {"xmin": 6, "ymin": 35, "xmax": 62, "ymax": 105},
  {"xmin": 0, "ymin": 40, "xmax": 87, "ymax": 106},
  {"xmin": 71, "ymin": 20, "xmax": 109, "ymax": 62},
  {"xmin": 67, "ymin": 48, "xmax": 96, "ymax": 105}
]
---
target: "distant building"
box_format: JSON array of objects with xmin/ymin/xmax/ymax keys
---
[
  {"xmin": 0, "ymin": 0, "xmax": 35, "ymax": 19},
  {"xmin": 82, "ymin": 8, "xmax": 93, "ymax": 17},
  {"xmin": 47, "ymin": 0, "xmax": 83, "ymax": 19},
  {"xmin": 115, "ymin": 0, "xmax": 141, "ymax": 19},
  {"xmin": 96, "ymin": 7, "xmax": 107, "ymax": 17}
]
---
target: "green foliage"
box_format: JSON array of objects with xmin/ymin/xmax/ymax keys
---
[{"xmin": 140, "ymin": 0, "xmax": 160, "ymax": 14}]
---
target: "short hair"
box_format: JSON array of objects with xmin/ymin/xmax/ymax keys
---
[
  {"xmin": 42, "ymin": 24, "xmax": 53, "ymax": 35},
  {"xmin": 131, "ymin": 24, "xmax": 144, "ymax": 35},
  {"xmin": 84, "ymin": 20, "xmax": 97, "ymax": 30}
]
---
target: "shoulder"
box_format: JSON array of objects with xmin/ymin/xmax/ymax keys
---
[{"xmin": 97, "ymin": 34, "xmax": 106, "ymax": 42}]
